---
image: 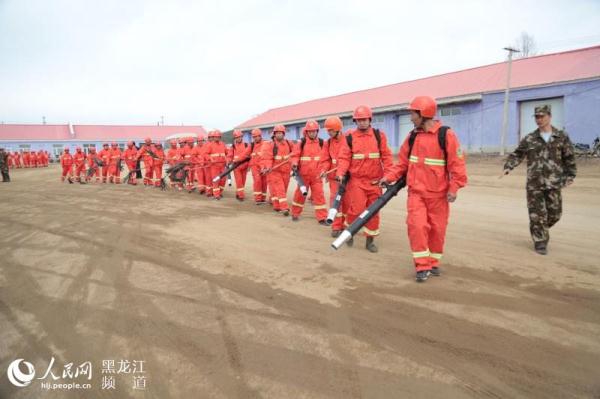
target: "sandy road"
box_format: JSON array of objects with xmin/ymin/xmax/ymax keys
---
[{"xmin": 0, "ymin": 157, "xmax": 599, "ymax": 398}]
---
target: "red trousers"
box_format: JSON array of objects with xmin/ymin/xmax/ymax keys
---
[
  {"xmin": 327, "ymin": 178, "xmax": 347, "ymax": 231},
  {"xmin": 153, "ymin": 162, "xmax": 163, "ymax": 187},
  {"xmin": 143, "ymin": 161, "xmax": 153, "ymax": 185},
  {"xmin": 267, "ymin": 168, "xmax": 291, "ymax": 211},
  {"xmin": 407, "ymin": 194, "xmax": 449, "ymax": 272},
  {"xmin": 126, "ymin": 162, "xmax": 137, "ymax": 185},
  {"xmin": 291, "ymin": 173, "xmax": 327, "ymax": 221},
  {"xmin": 345, "ymin": 179, "xmax": 382, "ymax": 237},
  {"xmin": 87, "ymin": 167, "xmax": 100, "ymax": 182},
  {"xmin": 74, "ymin": 164, "xmax": 86, "ymax": 181},
  {"xmin": 250, "ymin": 165, "xmax": 267, "ymax": 202},
  {"xmin": 210, "ymin": 163, "xmax": 226, "ymax": 198},
  {"xmin": 233, "ymin": 165, "xmax": 249, "ymax": 199},
  {"xmin": 108, "ymin": 164, "xmax": 120, "ymax": 183},
  {"xmin": 61, "ymin": 165, "xmax": 73, "ymax": 180},
  {"xmin": 101, "ymin": 166, "xmax": 109, "ymax": 183}
]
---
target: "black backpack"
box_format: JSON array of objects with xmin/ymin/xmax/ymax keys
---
[
  {"xmin": 407, "ymin": 126, "xmax": 449, "ymax": 161},
  {"xmin": 273, "ymin": 140, "xmax": 293, "ymax": 157},
  {"xmin": 345, "ymin": 128, "xmax": 382, "ymax": 153},
  {"xmin": 300, "ymin": 137, "xmax": 324, "ymax": 151}
]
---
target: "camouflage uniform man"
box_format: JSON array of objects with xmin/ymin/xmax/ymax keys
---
[
  {"xmin": 503, "ymin": 105, "xmax": 576, "ymax": 255},
  {"xmin": 0, "ymin": 148, "xmax": 10, "ymax": 182}
]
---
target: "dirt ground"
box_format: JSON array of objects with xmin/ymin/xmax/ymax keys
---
[{"xmin": 1, "ymin": 156, "xmax": 599, "ymax": 399}]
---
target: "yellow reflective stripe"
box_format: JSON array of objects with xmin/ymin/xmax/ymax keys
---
[
  {"xmin": 335, "ymin": 212, "xmax": 343, "ymax": 218},
  {"xmin": 409, "ymin": 155, "xmax": 419, "ymax": 163},
  {"xmin": 210, "ymin": 153, "xmax": 226, "ymax": 157},
  {"xmin": 313, "ymin": 204, "xmax": 328, "ymax": 210},
  {"xmin": 236, "ymin": 188, "xmax": 244, "ymax": 192},
  {"xmin": 274, "ymin": 156, "xmax": 283, "ymax": 160},
  {"xmin": 424, "ymin": 158, "xmax": 446, "ymax": 166},
  {"xmin": 253, "ymin": 191, "xmax": 262, "ymax": 195},
  {"xmin": 292, "ymin": 202, "xmax": 305, "ymax": 208},
  {"xmin": 363, "ymin": 227, "xmax": 380, "ymax": 236},
  {"xmin": 367, "ymin": 153, "xmax": 380, "ymax": 159},
  {"xmin": 413, "ymin": 250, "xmax": 430, "ymax": 258},
  {"xmin": 332, "ymin": 159, "xmax": 337, "ymax": 164},
  {"xmin": 352, "ymin": 154, "xmax": 365, "ymax": 159},
  {"xmin": 251, "ymin": 152, "xmax": 257, "ymax": 156},
  {"xmin": 430, "ymin": 252, "xmax": 443, "ymax": 260},
  {"xmin": 300, "ymin": 156, "xmax": 320, "ymax": 161}
]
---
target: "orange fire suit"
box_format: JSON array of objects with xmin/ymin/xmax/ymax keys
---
[
  {"xmin": 108, "ymin": 147, "xmax": 122, "ymax": 184},
  {"xmin": 319, "ymin": 133, "xmax": 348, "ymax": 231},
  {"xmin": 60, "ymin": 152, "xmax": 73, "ymax": 181},
  {"xmin": 336, "ymin": 128, "xmax": 393, "ymax": 237},
  {"xmin": 123, "ymin": 147, "xmax": 138, "ymax": 185},
  {"xmin": 384, "ymin": 121, "xmax": 467, "ymax": 272},
  {"xmin": 204, "ymin": 141, "xmax": 228, "ymax": 198},
  {"xmin": 73, "ymin": 150, "xmax": 86, "ymax": 182},
  {"xmin": 137, "ymin": 144, "xmax": 156, "ymax": 185},
  {"xmin": 86, "ymin": 151, "xmax": 101, "ymax": 182},
  {"xmin": 99, "ymin": 148, "xmax": 111, "ymax": 183},
  {"xmin": 227, "ymin": 142, "xmax": 250, "ymax": 200},
  {"xmin": 241, "ymin": 141, "xmax": 267, "ymax": 202},
  {"xmin": 261, "ymin": 139, "xmax": 293, "ymax": 211},
  {"xmin": 291, "ymin": 138, "xmax": 328, "ymax": 221},
  {"xmin": 153, "ymin": 148, "xmax": 165, "ymax": 187}
]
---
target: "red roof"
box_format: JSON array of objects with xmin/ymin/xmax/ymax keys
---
[
  {"xmin": 237, "ymin": 45, "xmax": 600, "ymax": 128},
  {"xmin": 0, "ymin": 124, "xmax": 207, "ymax": 141}
]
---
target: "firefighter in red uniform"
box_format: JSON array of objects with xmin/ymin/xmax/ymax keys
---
[
  {"xmin": 123, "ymin": 141, "xmax": 139, "ymax": 185},
  {"xmin": 14, "ymin": 151, "xmax": 22, "ymax": 168},
  {"xmin": 192, "ymin": 135, "xmax": 207, "ymax": 194},
  {"xmin": 380, "ymin": 96, "xmax": 467, "ymax": 282},
  {"xmin": 241, "ymin": 129, "xmax": 267, "ymax": 204},
  {"xmin": 152, "ymin": 143, "xmax": 165, "ymax": 187},
  {"xmin": 60, "ymin": 147, "xmax": 74, "ymax": 182},
  {"xmin": 227, "ymin": 129, "xmax": 250, "ymax": 201},
  {"xmin": 107, "ymin": 142, "xmax": 122, "ymax": 184},
  {"xmin": 73, "ymin": 147, "xmax": 86, "ymax": 182},
  {"xmin": 261, "ymin": 124, "xmax": 293, "ymax": 215},
  {"xmin": 98, "ymin": 143, "xmax": 111, "ymax": 183},
  {"xmin": 336, "ymin": 105, "xmax": 393, "ymax": 252},
  {"xmin": 86, "ymin": 146, "xmax": 101, "ymax": 183},
  {"xmin": 137, "ymin": 137, "xmax": 156, "ymax": 186},
  {"xmin": 205, "ymin": 130, "xmax": 228, "ymax": 199},
  {"xmin": 291, "ymin": 120, "xmax": 328, "ymax": 223},
  {"xmin": 179, "ymin": 138, "xmax": 195, "ymax": 192},
  {"xmin": 319, "ymin": 116, "xmax": 348, "ymax": 237}
]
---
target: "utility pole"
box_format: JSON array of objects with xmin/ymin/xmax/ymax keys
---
[
  {"xmin": 42, "ymin": 116, "xmax": 46, "ymax": 125},
  {"xmin": 160, "ymin": 115, "xmax": 164, "ymax": 126},
  {"xmin": 500, "ymin": 47, "xmax": 520, "ymax": 155}
]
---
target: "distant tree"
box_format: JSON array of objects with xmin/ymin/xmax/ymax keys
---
[{"xmin": 514, "ymin": 32, "xmax": 538, "ymax": 58}]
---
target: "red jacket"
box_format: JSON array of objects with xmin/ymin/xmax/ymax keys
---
[
  {"xmin": 319, "ymin": 133, "xmax": 345, "ymax": 176},
  {"xmin": 204, "ymin": 141, "xmax": 227, "ymax": 165},
  {"xmin": 260, "ymin": 139, "xmax": 293, "ymax": 171},
  {"xmin": 241, "ymin": 140, "xmax": 264, "ymax": 168},
  {"xmin": 74, "ymin": 151, "xmax": 86, "ymax": 166},
  {"xmin": 123, "ymin": 147, "xmax": 138, "ymax": 164},
  {"xmin": 336, "ymin": 127, "xmax": 393, "ymax": 180},
  {"xmin": 166, "ymin": 147, "xmax": 179, "ymax": 166},
  {"xmin": 291, "ymin": 137, "xmax": 324, "ymax": 177},
  {"xmin": 87, "ymin": 151, "xmax": 100, "ymax": 168},
  {"xmin": 227, "ymin": 142, "xmax": 250, "ymax": 165},
  {"xmin": 137, "ymin": 144, "xmax": 157, "ymax": 167},
  {"xmin": 384, "ymin": 120, "xmax": 467, "ymax": 197},
  {"xmin": 60, "ymin": 153, "xmax": 73, "ymax": 167},
  {"xmin": 99, "ymin": 149, "xmax": 111, "ymax": 166},
  {"xmin": 109, "ymin": 148, "xmax": 122, "ymax": 166}
]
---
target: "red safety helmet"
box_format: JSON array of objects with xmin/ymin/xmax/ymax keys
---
[
  {"xmin": 111, "ymin": 142, "xmax": 117, "ymax": 147},
  {"xmin": 408, "ymin": 96, "xmax": 437, "ymax": 118},
  {"xmin": 213, "ymin": 129, "xmax": 222, "ymax": 138},
  {"xmin": 273, "ymin": 124, "xmax": 286, "ymax": 134},
  {"xmin": 233, "ymin": 129, "xmax": 243, "ymax": 139},
  {"xmin": 64, "ymin": 147, "xmax": 70, "ymax": 151},
  {"xmin": 76, "ymin": 146, "xmax": 82, "ymax": 151},
  {"xmin": 324, "ymin": 116, "xmax": 342, "ymax": 132},
  {"xmin": 169, "ymin": 139, "xmax": 177, "ymax": 147},
  {"xmin": 198, "ymin": 134, "xmax": 205, "ymax": 141},
  {"xmin": 102, "ymin": 142, "xmax": 109, "ymax": 147},
  {"xmin": 304, "ymin": 119, "xmax": 319, "ymax": 132},
  {"xmin": 127, "ymin": 141, "xmax": 134, "ymax": 146},
  {"xmin": 352, "ymin": 105, "xmax": 372, "ymax": 120},
  {"xmin": 144, "ymin": 137, "xmax": 152, "ymax": 143},
  {"xmin": 251, "ymin": 128, "xmax": 262, "ymax": 138}
]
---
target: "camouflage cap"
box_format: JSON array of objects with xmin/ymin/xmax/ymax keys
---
[{"xmin": 534, "ymin": 104, "xmax": 551, "ymax": 116}]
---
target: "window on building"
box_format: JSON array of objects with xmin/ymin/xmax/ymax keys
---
[
  {"xmin": 440, "ymin": 107, "xmax": 461, "ymax": 116},
  {"xmin": 342, "ymin": 118, "xmax": 354, "ymax": 127},
  {"xmin": 373, "ymin": 115, "xmax": 385, "ymax": 124},
  {"xmin": 19, "ymin": 144, "xmax": 31, "ymax": 149}
]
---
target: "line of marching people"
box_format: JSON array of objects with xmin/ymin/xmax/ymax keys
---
[
  {"xmin": 57, "ymin": 97, "xmax": 468, "ymax": 283},
  {"xmin": 6, "ymin": 150, "xmax": 50, "ymax": 168}
]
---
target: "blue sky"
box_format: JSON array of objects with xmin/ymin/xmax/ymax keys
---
[{"xmin": 1, "ymin": 0, "xmax": 599, "ymax": 130}]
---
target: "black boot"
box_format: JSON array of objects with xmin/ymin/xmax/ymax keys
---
[
  {"xmin": 331, "ymin": 230, "xmax": 341, "ymax": 238},
  {"xmin": 534, "ymin": 241, "xmax": 547, "ymax": 255},
  {"xmin": 366, "ymin": 236, "xmax": 378, "ymax": 253}
]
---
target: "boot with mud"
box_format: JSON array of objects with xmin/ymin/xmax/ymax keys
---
[{"xmin": 366, "ymin": 236, "xmax": 378, "ymax": 253}]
